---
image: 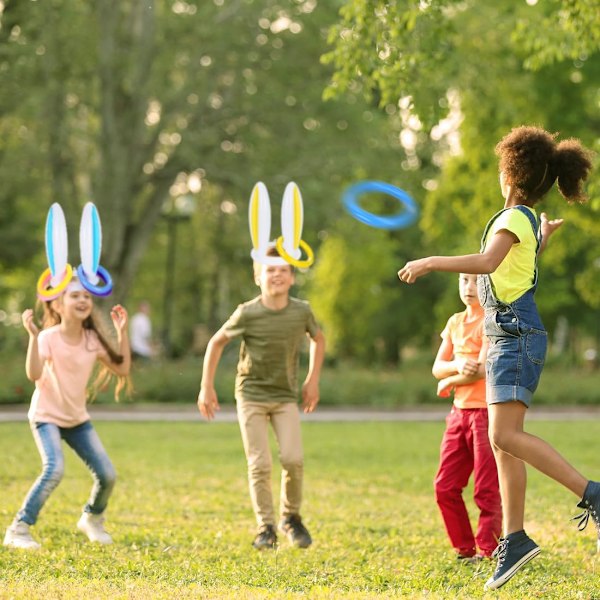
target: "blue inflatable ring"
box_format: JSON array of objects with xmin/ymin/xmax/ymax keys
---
[
  {"xmin": 342, "ymin": 181, "xmax": 418, "ymax": 230},
  {"xmin": 77, "ymin": 264, "xmax": 114, "ymax": 297}
]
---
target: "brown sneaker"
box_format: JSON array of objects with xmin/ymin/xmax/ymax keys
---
[{"xmin": 278, "ymin": 514, "xmax": 312, "ymax": 548}]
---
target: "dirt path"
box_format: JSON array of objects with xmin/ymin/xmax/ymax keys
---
[{"xmin": 1, "ymin": 404, "xmax": 600, "ymax": 423}]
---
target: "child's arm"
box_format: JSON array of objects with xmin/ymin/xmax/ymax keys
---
[
  {"xmin": 432, "ymin": 337, "xmax": 479, "ymax": 380},
  {"xmin": 198, "ymin": 330, "xmax": 231, "ymax": 420},
  {"xmin": 398, "ymin": 230, "xmax": 516, "ymax": 283},
  {"xmin": 432, "ymin": 337, "xmax": 458, "ymax": 380},
  {"xmin": 302, "ymin": 329, "xmax": 325, "ymax": 414},
  {"xmin": 436, "ymin": 337, "xmax": 488, "ymax": 397},
  {"xmin": 102, "ymin": 305, "xmax": 131, "ymax": 376},
  {"xmin": 22, "ymin": 309, "xmax": 43, "ymax": 381}
]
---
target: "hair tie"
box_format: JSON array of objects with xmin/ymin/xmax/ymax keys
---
[{"xmin": 533, "ymin": 163, "xmax": 549, "ymax": 192}]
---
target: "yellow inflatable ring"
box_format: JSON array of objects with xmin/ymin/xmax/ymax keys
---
[
  {"xmin": 275, "ymin": 236, "xmax": 314, "ymax": 269},
  {"xmin": 36, "ymin": 265, "xmax": 74, "ymax": 301}
]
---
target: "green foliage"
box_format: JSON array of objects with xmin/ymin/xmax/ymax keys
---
[
  {"xmin": 1, "ymin": 420, "xmax": 599, "ymax": 598},
  {"xmin": 4, "ymin": 347, "xmax": 600, "ymax": 407},
  {"xmin": 322, "ymin": 0, "xmax": 461, "ymax": 128},
  {"xmin": 515, "ymin": 0, "xmax": 600, "ymax": 70},
  {"xmin": 324, "ymin": 0, "xmax": 600, "ymax": 127},
  {"xmin": 308, "ymin": 220, "xmax": 398, "ymax": 360},
  {"xmin": 2, "ymin": 0, "xmax": 600, "ymax": 365}
]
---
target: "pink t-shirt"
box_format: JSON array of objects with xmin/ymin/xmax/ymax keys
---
[{"xmin": 28, "ymin": 325, "xmax": 108, "ymax": 427}]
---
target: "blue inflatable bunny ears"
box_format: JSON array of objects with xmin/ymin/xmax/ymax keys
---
[{"xmin": 36, "ymin": 202, "xmax": 113, "ymax": 300}]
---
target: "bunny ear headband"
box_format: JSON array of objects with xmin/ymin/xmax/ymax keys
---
[
  {"xmin": 36, "ymin": 202, "xmax": 113, "ymax": 301},
  {"xmin": 249, "ymin": 181, "xmax": 314, "ymax": 269}
]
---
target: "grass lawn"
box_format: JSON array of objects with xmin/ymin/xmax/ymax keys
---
[{"xmin": 0, "ymin": 420, "xmax": 598, "ymax": 599}]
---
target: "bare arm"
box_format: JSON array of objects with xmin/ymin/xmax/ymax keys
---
[
  {"xmin": 99, "ymin": 305, "xmax": 131, "ymax": 377},
  {"xmin": 197, "ymin": 330, "xmax": 231, "ymax": 420},
  {"xmin": 398, "ymin": 230, "xmax": 516, "ymax": 284},
  {"xmin": 22, "ymin": 309, "xmax": 43, "ymax": 381},
  {"xmin": 432, "ymin": 337, "xmax": 458, "ymax": 380},
  {"xmin": 302, "ymin": 329, "xmax": 326, "ymax": 414},
  {"xmin": 435, "ymin": 335, "xmax": 488, "ymax": 397},
  {"xmin": 432, "ymin": 335, "xmax": 482, "ymax": 380}
]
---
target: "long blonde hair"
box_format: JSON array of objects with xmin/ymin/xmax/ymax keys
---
[{"xmin": 39, "ymin": 298, "xmax": 131, "ymax": 401}]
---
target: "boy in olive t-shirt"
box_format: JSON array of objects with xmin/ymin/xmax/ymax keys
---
[{"xmin": 197, "ymin": 248, "xmax": 326, "ymax": 550}]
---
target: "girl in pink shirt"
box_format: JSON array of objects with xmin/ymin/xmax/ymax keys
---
[{"xmin": 3, "ymin": 278, "xmax": 131, "ymax": 550}]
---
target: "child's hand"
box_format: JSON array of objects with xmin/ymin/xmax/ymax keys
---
[
  {"xmin": 456, "ymin": 357, "xmax": 479, "ymax": 376},
  {"xmin": 198, "ymin": 387, "xmax": 220, "ymax": 420},
  {"xmin": 540, "ymin": 212, "xmax": 564, "ymax": 240},
  {"xmin": 437, "ymin": 379, "xmax": 453, "ymax": 398},
  {"xmin": 110, "ymin": 305, "xmax": 128, "ymax": 333},
  {"xmin": 398, "ymin": 258, "xmax": 431, "ymax": 284},
  {"xmin": 21, "ymin": 309, "xmax": 39, "ymax": 337},
  {"xmin": 302, "ymin": 379, "xmax": 320, "ymax": 413}
]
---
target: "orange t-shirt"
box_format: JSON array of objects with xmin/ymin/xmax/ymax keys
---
[
  {"xmin": 28, "ymin": 326, "xmax": 108, "ymax": 427},
  {"xmin": 440, "ymin": 310, "xmax": 486, "ymax": 409}
]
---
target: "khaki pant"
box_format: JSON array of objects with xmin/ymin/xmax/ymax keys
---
[{"xmin": 236, "ymin": 400, "xmax": 303, "ymax": 527}]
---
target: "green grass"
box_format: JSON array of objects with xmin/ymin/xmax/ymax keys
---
[{"xmin": 1, "ymin": 421, "xmax": 599, "ymax": 598}]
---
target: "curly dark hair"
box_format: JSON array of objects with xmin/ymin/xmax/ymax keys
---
[{"xmin": 495, "ymin": 126, "xmax": 593, "ymax": 205}]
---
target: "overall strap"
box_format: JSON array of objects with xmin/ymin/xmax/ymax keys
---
[
  {"xmin": 480, "ymin": 206, "xmax": 541, "ymax": 254},
  {"xmin": 479, "ymin": 204, "xmax": 541, "ymax": 293},
  {"xmin": 512, "ymin": 205, "xmax": 542, "ymax": 254},
  {"xmin": 479, "ymin": 208, "xmax": 510, "ymax": 253}
]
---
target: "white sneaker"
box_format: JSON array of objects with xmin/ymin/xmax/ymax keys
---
[
  {"xmin": 77, "ymin": 512, "xmax": 113, "ymax": 544},
  {"xmin": 3, "ymin": 521, "xmax": 41, "ymax": 550}
]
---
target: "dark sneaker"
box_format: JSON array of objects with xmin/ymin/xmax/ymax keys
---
[
  {"xmin": 572, "ymin": 480, "xmax": 600, "ymax": 552},
  {"xmin": 278, "ymin": 514, "xmax": 312, "ymax": 548},
  {"xmin": 484, "ymin": 531, "xmax": 540, "ymax": 590},
  {"xmin": 252, "ymin": 524, "xmax": 277, "ymax": 550}
]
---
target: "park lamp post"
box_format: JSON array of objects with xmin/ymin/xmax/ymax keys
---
[{"xmin": 161, "ymin": 194, "xmax": 195, "ymax": 358}]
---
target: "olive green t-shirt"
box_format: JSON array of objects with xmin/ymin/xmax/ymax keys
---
[{"xmin": 220, "ymin": 296, "xmax": 320, "ymax": 402}]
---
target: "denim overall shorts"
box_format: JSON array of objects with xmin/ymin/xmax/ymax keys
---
[{"xmin": 477, "ymin": 206, "xmax": 548, "ymax": 407}]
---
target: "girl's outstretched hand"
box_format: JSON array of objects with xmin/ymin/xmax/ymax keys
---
[
  {"xmin": 110, "ymin": 305, "xmax": 129, "ymax": 333},
  {"xmin": 21, "ymin": 309, "xmax": 39, "ymax": 337},
  {"xmin": 540, "ymin": 212, "xmax": 564, "ymax": 240},
  {"xmin": 398, "ymin": 258, "xmax": 431, "ymax": 284}
]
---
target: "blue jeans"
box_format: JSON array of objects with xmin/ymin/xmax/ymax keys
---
[
  {"xmin": 482, "ymin": 298, "xmax": 547, "ymax": 407},
  {"xmin": 17, "ymin": 421, "xmax": 116, "ymax": 525}
]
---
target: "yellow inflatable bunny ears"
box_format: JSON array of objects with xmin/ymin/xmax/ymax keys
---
[{"xmin": 249, "ymin": 181, "xmax": 314, "ymax": 269}]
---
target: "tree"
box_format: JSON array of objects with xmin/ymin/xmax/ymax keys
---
[
  {"xmin": 323, "ymin": 0, "xmax": 600, "ymax": 128},
  {"xmin": 0, "ymin": 0, "xmax": 415, "ymax": 309}
]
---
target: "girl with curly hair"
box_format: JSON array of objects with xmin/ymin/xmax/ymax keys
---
[{"xmin": 398, "ymin": 126, "xmax": 598, "ymax": 590}]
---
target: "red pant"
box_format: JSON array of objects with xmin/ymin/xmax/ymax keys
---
[{"xmin": 434, "ymin": 407, "xmax": 501, "ymax": 557}]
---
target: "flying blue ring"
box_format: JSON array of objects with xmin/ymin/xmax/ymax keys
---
[
  {"xmin": 76, "ymin": 264, "xmax": 113, "ymax": 297},
  {"xmin": 342, "ymin": 181, "xmax": 418, "ymax": 230}
]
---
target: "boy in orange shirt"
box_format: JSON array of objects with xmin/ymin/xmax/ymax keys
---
[{"xmin": 432, "ymin": 273, "xmax": 501, "ymax": 560}]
